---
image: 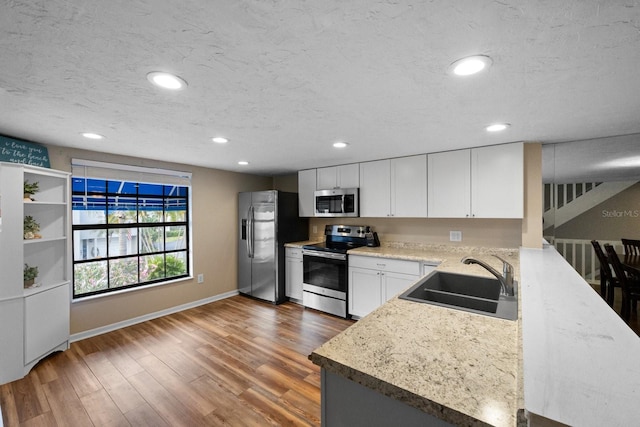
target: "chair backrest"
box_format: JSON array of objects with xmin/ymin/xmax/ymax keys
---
[
  {"xmin": 621, "ymin": 238, "xmax": 640, "ymax": 256},
  {"xmin": 591, "ymin": 240, "xmax": 614, "ymax": 282},
  {"xmin": 604, "ymin": 244, "xmax": 630, "ymax": 294}
]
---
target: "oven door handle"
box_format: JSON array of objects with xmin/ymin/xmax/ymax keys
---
[{"xmin": 302, "ymin": 249, "xmax": 347, "ymax": 261}]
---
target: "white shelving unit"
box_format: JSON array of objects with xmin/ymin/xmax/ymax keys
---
[{"xmin": 0, "ymin": 162, "xmax": 71, "ymax": 385}]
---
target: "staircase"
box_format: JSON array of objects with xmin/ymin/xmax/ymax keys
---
[
  {"xmin": 544, "ymin": 181, "xmax": 638, "ymax": 229},
  {"xmin": 545, "ymin": 180, "xmax": 638, "ymax": 285}
]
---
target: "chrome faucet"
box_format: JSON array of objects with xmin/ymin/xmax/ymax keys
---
[{"xmin": 461, "ymin": 255, "xmax": 515, "ymax": 296}]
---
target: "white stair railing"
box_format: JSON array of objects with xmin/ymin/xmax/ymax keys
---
[{"xmin": 553, "ymin": 238, "xmax": 624, "ymax": 285}]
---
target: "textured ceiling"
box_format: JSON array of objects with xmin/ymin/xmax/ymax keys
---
[{"xmin": 1, "ymin": 1, "xmax": 640, "ymax": 176}]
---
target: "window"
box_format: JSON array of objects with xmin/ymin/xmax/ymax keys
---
[{"xmin": 71, "ymin": 159, "xmax": 192, "ymax": 299}]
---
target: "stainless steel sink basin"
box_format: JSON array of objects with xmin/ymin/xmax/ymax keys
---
[{"xmin": 399, "ymin": 271, "xmax": 518, "ymax": 320}]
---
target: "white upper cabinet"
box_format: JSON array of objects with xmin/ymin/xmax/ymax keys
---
[
  {"xmin": 391, "ymin": 155, "xmax": 427, "ymax": 217},
  {"xmin": 316, "ymin": 164, "xmax": 359, "ymax": 190},
  {"xmin": 428, "ymin": 142, "xmax": 523, "ymax": 218},
  {"xmin": 359, "ymin": 159, "xmax": 391, "ymax": 217},
  {"xmin": 360, "ymin": 155, "xmax": 427, "ymax": 218},
  {"xmin": 471, "ymin": 142, "xmax": 523, "ymax": 218},
  {"xmin": 428, "ymin": 149, "xmax": 471, "ymax": 218},
  {"xmin": 298, "ymin": 169, "xmax": 316, "ymax": 217}
]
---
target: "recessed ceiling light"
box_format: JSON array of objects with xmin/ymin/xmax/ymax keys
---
[
  {"xmin": 81, "ymin": 132, "xmax": 104, "ymax": 140},
  {"xmin": 238, "ymin": 161, "xmax": 249, "ymax": 166},
  {"xmin": 146, "ymin": 72, "xmax": 188, "ymax": 90},
  {"xmin": 212, "ymin": 137, "xmax": 228, "ymax": 144},
  {"xmin": 333, "ymin": 141, "xmax": 348, "ymax": 148},
  {"xmin": 486, "ymin": 123, "xmax": 510, "ymax": 132},
  {"xmin": 450, "ymin": 55, "xmax": 492, "ymax": 76}
]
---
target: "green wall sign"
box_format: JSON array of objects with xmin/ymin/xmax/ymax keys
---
[{"xmin": 0, "ymin": 135, "xmax": 50, "ymax": 168}]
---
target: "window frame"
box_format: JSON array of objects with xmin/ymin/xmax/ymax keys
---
[{"xmin": 70, "ymin": 159, "xmax": 192, "ymax": 300}]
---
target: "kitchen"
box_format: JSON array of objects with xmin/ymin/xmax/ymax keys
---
[{"xmin": 2, "ymin": 1, "xmax": 640, "ymax": 426}]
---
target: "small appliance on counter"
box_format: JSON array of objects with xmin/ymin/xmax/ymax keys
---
[
  {"xmin": 365, "ymin": 230, "xmax": 380, "ymax": 247},
  {"xmin": 301, "ymin": 224, "xmax": 373, "ymax": 318}
]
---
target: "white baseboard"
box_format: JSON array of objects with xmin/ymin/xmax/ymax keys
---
[{"xmin": 70, "ymin": 290, "xmax": 239, "ymax": 343}]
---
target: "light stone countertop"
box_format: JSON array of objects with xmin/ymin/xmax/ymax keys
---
[
  {"xmin": 521, "ymin": 245, "xmax": 640, "ymax": 426},
  {"xmin": 284, "ymin": 240, "xmax": 321, "ymax": 248},
  {"xmin": 310, "ymin": 245, "xmax": 522, "ymax": 427}
]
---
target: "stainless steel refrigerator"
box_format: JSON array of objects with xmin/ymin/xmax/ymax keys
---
[{"xmin": 238, "ymin": 190, "xmax": 308, "ymax": 303}]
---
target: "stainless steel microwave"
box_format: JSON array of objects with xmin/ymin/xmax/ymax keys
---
[{"xmin": 314, "ymin": 188, "xmax": 359, "ymax": 217}]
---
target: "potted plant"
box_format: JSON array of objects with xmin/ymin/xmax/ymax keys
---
[
  {"xmin": 24, "ymin": 215, "xmax": 42, "ymax": 239},
  {"xmin": 23, "ymin": 180, "xmax": 39, "ymax": 201},
  {"xmin": 24, "ymin": 263, "xmax": 38, "ymax": 287}
]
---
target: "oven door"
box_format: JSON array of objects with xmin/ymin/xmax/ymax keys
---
[{"xmin": 302, "ymin": 250, "xmax": 347, "ymax": 299}]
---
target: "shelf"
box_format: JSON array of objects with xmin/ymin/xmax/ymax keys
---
[
  {"xmin": 23, "ymin": 280, "xmax": 70, "ymax": 298},
  {"xmin": 24, "ymin": 236, "xmax": 67, "ymax": 245},
  {"xmin": 24, "ymin": 201, "xmax": 67, "ymax": 206}
]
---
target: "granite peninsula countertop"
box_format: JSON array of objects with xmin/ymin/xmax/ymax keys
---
[{"xmin": 309, "ymin": 245, "xmax": 522, "ymax": 427}]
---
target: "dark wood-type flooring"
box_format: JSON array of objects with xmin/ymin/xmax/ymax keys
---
[{"xmin": 0, "ymin": 296, "xmax": 354, "ymax": 426}]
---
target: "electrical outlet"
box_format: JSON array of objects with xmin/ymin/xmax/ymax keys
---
[
  {"xmin": 312, "ymin": 225, "xmax": 318, "ymax": 234},
  {"xmin": 197, "ymin": 274, "xmax": 204, "ymax": 283},
  {"xmin": 449, "ymin": 231, "xmax": 462, "ymax": 242}
]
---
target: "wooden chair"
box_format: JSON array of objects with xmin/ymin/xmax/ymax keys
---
[
  {"xmin": 604, "ymin": 244, "xmax": 640, "ymax": 322},
  {"xmin": 591, "ymin": 240, "xmax": 619, "ymax": 305},
  {"xmin": 622, "ymin": 238, "xmax": 640, "ymax": 256}
]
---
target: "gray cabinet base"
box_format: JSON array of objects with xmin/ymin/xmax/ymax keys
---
[{"xmin": 321, "ymin": 368, "xmax": 453, "ymax": 427}]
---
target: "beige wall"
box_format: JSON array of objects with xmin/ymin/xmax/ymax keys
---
[
  {"xmin": 522, "ymin": 143, "xmax": 543, "ymax": 248},
  {"xmin": 555, "ymin": 182, "xmax": 640, "ymax": 240},
  {"xmin": 309, "ymin": 217, "xmax": 523, "ymax": 248},
  {"xmin": 46, "ymin": 145, "xmax": 272, "ymax": 335}
]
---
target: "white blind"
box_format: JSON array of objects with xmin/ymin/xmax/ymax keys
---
[{"xmin": 71, "ymin": 159, "xmax": 191, "ymax": 186}]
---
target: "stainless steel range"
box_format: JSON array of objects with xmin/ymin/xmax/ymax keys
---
[{"xmin": 302, "ymin": 224, "xmax": 370, "ymax": 318}]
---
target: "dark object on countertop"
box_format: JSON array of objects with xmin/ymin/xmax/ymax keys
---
[{"xmin": 366, "ymin": 231, "xmax": 380, "ymax": 247}]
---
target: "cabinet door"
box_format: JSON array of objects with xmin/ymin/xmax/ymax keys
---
[
  {"xmin": 421, "ymin": 263, "xmax": 439, "ymax": 277},
  {"xmin": 337, "ymin": 164, "xmax": 360, "ymax": 188},
  {"xmin": 24, "ymin": 284, "xmax": 70, "ymax": 365},
  {"xmin": 348, "ymin": 267, "xmax": 382, "ymax": 318},
  {"xmin": 359, "ymin": 160, "xmax": 391, "ymax": 217},
  {"xmin": 285, "ymin": 252, "xmax": 304, "ymax": 301},
  {"xmin": 298, "ymin": 169, "xmax": 316, "ymax": 217},
  {"xmin": 471, "ymin": 142, "xmax": 524, "ymax": 218},
  {"xmin": 391, "ymin": 155, "xmax": 427, "ymax": 217},
  {"xmin": 383, "ymin": 271, "xmax": 419, "ymax": 302},
  {"xmin": 317, "ymin": 166, "xmax": 338, "ymax": 190},
  {"xmin": 317, "ymin": 164, "xmax": 360, "ymax": 189},
  {"xmin": 427, "ymin": 150, "xmax": 471, "ymax": 218}
]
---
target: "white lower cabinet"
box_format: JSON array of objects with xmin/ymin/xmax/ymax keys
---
[
  {"xmin": 24, "ymin": 283, "xmax": 70, "ymax": 366},
  {"xmin": 349, "ymin": 255, "xmax": 420, "ymax": 318},
  {"xmin": 285, "ymin": 247, "xmax": 304, "ymax": 302}
]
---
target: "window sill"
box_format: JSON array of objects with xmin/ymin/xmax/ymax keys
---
[{"xmin": 72, "ymin": 276, "xmax": 193, "ymax": 303}]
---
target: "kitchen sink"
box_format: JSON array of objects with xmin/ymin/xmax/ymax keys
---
[{"xmin": 399, "ymin": 271, "xmax": 518, "ymax": 320}]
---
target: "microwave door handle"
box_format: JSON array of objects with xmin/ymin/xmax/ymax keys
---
[{"xmin": 341, "ymin": 195, "xmax": 345, "ymax": 214}]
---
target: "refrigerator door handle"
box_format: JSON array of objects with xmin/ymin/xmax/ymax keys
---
[{"xmin": 247, "ymin": 206, "xmax": 254, "ymax": 258}]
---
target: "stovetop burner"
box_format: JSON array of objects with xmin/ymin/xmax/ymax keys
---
[{"xmin": 302, "ymin": 224, "xmax": 370, "ymax": 254}]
